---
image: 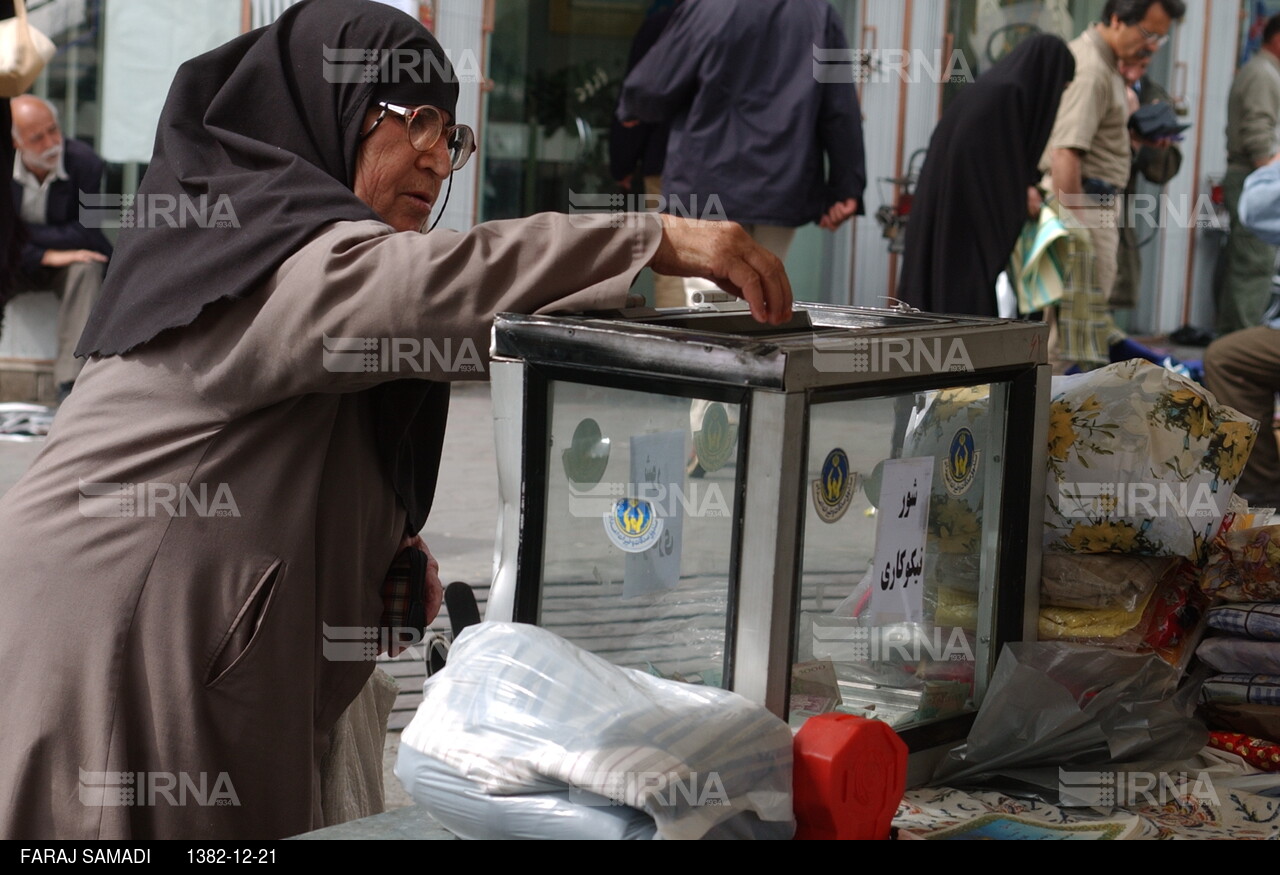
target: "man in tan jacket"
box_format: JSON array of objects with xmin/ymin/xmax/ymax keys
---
[{"xmin": 1039, "ymin": 0, "xmax": 1184, "ymax": 368}]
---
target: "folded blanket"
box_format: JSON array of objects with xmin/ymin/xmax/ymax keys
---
[{"xmin": 1200, "ymin": 674, "xmax": 1280, "ymax": 707}]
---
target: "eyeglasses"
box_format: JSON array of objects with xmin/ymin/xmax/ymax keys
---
[
  {"xmin": 362, "ymin": 102, "xmax": 476, "ymax": 172},
  {"xmin": 1134, "ymin": 23, "xmax": 1169, "ymax": 48}
]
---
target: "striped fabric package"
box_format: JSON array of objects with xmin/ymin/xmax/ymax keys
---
[{"xmin": 396, "ymin": 622, "xmax": 795, "ymax": 840}]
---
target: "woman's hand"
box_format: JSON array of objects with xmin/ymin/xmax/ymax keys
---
[
  {"xmin": 1027, "ymin": 185, "xmax": 1044, "ymax": 219},
  {"xmin": 399, "ymin": 532, "xmax": 443, "ymax": 624},
  {"xmin": 650, "ymin": 215, "xmax": 794, "ymax": 325}
]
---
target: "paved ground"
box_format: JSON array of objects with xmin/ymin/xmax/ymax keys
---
[{"xmin": 0, "ymin": 438, "xmax": 42, "ymax": 495}]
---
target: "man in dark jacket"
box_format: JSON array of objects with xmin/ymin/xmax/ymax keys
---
[
  {"xmin": 617, "ymin": 0, "xmax": 864, "ymax": 279},
  {"xmin": 610, "ymin": 0, "xmax": 685, "ymax": 307},
  {"xmin": 10, "ymin": 94, "xmax": 112, "ymax": 399}
]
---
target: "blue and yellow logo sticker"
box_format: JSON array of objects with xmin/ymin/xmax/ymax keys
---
[
  {"xmin": 812, "ymin": 448, "xmax": 857, "ymax": 523},
  {"xmin": 603, "ymin": 497, "xmax": 664, "ymax": 553},
  {"xmin": 944, "ymin": 427, "xmax": 979, "ymax": 496}
]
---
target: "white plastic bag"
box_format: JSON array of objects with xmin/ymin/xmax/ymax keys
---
[{"xmin": 396, "ymin": 622, "xmax": 794, "ymax": 839}]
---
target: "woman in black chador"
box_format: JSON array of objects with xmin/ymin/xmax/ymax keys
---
[{"xmin": 899, "ymin": 34, "xmax": 1075, "ymax": 316}]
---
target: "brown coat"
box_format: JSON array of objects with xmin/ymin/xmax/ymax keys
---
[{"xmin": 0, "ymin": 215, "xmax": 658, "ymax": 839}]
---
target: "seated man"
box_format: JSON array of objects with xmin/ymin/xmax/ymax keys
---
[
  {"xmin": 9, "ymin": 94, "xmax": 111, "ymax": 401},
  {"xmin": 1204, "ymin": 154, "xmax": 1280, "ymax": 508}
]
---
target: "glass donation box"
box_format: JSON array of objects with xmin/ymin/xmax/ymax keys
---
[{"xmin": 487, "ymin": 303, "xmax": 1049, "ymax": 768}]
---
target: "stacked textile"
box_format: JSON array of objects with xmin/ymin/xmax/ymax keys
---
[
  {"xmin": 1036, "ymin": 361, "xmax": 1256, "ymax": 666},
  {"xmin": 1196, "ymin": 592, "xmax": 1280, "ymax": 772}
]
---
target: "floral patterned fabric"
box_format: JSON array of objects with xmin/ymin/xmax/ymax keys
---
[
  {"xmin": 1045, "ymin": 360, "xmax": 1258, "ymax": 561},
  {"xmin": 1201, "ymin": 526, "xmax": 1280, "ymax": 602},
  {"xmin": 894, "ymin": 781, "xmax": 1280, "ymax": 840},
  {"xmin": 902, "ymin": 386, "xmax": 990, "ymax": 595}
]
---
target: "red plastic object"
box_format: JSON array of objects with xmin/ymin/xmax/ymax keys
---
[{"xmin": 792, "ymin": 713, "xmax": 908, "ymax": 840}]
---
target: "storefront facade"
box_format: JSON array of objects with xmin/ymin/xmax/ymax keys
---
[{"xmin": 15, "ymin": 0, "xmax": 1263, "ymax": 336}]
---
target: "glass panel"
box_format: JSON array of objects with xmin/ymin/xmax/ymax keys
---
[
  {"xmin": 484, "ymin": 1, "xmax": 653, "ymax": 296},
  {"xmin": 483, "ymin": 0, "xmax": 641, "ymax": 222},
  {"xmin": 539, "ymin": 380, "xmax": 740, "ymax": 687},
  {"xmin": 792, "ymin": 385, "xmax": 1007, "ymax": 730},
  {"xmin": 942, "ymin": 1, "xmax": 1109, "ymax": 109}
]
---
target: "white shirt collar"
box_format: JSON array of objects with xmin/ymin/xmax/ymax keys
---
[{"xmin": 12, "ymin": 146, "xmax": 70, "ymax": 189}]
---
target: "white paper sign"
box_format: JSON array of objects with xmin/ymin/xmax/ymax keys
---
[{"xmin": 869, "ymin": 456, "xmax": 934, "ymax": 625}]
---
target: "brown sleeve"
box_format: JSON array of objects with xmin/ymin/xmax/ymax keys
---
[
  {"xmin": 205, "ymin": 213, "xmax": 661, "ymax": 402},
  {"xmin": 1238, "ymin": 64, "xmax": 1280, "ymax": 166}
]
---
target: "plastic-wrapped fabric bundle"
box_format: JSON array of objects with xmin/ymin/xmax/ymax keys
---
[
  {"xmin": 1040, "ymin": 553, "xmax": 1172, "ymax": 611},
  {"xmin": 1196, "ymin": 637, "xmax": 1280, "ymax": 674},
  {"xmin": 395, "ymin": 754, "xmax": 661, "ymax": 839},
  {"xmin": 900, "ymin": 386, "xmax": 991, "ymax": 595},
  {"xmin": 395, "ymin": 622, "xmax": 795, "ymax": 840},
  {"xmin": 1200, "ymin": 525, "xmax": 1280, "ymax": 602},
  {"xmin": 1044, "ymin": 360, "xmax": 1257, "ymax": 561}
]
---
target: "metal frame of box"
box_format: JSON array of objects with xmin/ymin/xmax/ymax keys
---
[{"xmin": 489, "ymin": 303, "xmax": 1050, "ymax": 757}]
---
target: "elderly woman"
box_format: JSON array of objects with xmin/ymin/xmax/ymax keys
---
[{"xmin": 0, "ymin": 0, "xmax": 789, "ymax": 840}]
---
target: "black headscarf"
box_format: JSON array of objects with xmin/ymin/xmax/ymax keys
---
[
  {"xmin": 76, "ymin": 0, "xmax": 462, "ymax": 530},
  {"xmin": 898, "ymin": 34, "xmax": 1075, "ymax": 316}
]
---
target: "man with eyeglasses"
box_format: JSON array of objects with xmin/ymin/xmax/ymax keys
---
[
  {"xmin": 1038, "ymin": 0, "xmax": 1185, "ymax": 370},
  {"xmin": 1217, "ymin": 13, "xmax": 1280, "ymax": 337}
]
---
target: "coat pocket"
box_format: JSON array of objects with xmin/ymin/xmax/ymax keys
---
[{"xmin": 204, "ymin": 558, "xmax": 285, "ymax": 688}]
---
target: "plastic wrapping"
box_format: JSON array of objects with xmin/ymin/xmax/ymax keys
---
[
  {"xmin": 1037, "ymin": 588, "xmax": 1156, "ymax": 640},
  {"xmin": 395, "ymin": 622, "xmax": 795, "ymax": 840},
  {"xmin": 1200, "ymin": 523, "xmax": 1280, "ymax": 602},
  {"xmin": 1196, "ymin": 637, "xmax": 1280, "ymax": 674},
  {"xmin": 1038, "ymin": 556, "xmax": 1209, "ymax": 672},
  {"xmin": 1040, "ymin": 553, "xmax": 1172, "ymax": 611},
  {"xmin": 394, "ymin": 754, "xmax": 659, "ymax": 839},
  {"xmin": 933, "ymin": 642, "xmax": 1207, "ymax": 802},
  {"xmin": 901, "ymin": 386, "xmax": 991, "ymax": 597},
  {"xmin": 1044, "ymin": 360, "xmax": 1256, "ymax": 561}
]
